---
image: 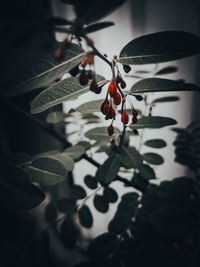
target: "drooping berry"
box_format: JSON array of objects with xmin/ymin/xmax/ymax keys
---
[
  {"xmin": 132, "ymin": 116, "xmax": 138, "ymax": 124},
  {"xmin": 132, "ymin": 109, "xmax": 138, "ymax": 117},
  {"xmin": 108, "ymin": 82, "xmax": 117, "ymax": 97},
  {"xmin": 120, "ymin": 80, "xmax": 126, "ymax": 89},
  {"xmin": 95, "ymin": 86, "xmax": 102, "ymax": 94},
  {"xmin": 100, "ymin": 101, "xmax": 109, "ymax": 115},
  {"xmin": 79, "ymin": 71, "xmax": 88, "ymax": 86},
  {"xmin": 107, "ymin": 125, "xmax": 114, "ymax": 136},
  {"xmin": 106, "ymin": 107, "xmax": 115, "ymax": 119},
  {"xmin": 115, "ymin": 75, "xmax": 121, "ymax": 84},
  {"xmin": 90, "ymin": 79, "xmax": 98, "ymax": 92},
  {"xmin": 113, "ymin": 92, "xmax": 121, "ymax": 106},
  {"xmin": 123, "ymin": 141, "xmax": 129, "ymax": 147},
  {"xmin": 123, "ymin": 64, "xmax": 131, "ymax": 73},
  {"xmin": 134, "ymin": 95, "xmax": 143, "ymax": 101},
  {"xmin": 121, "ymin": 111, "xmax": 129, "ymax": 124},
  {"xmin": 54, "ymin": 48, "xmax": 63, "ymax": 59}
]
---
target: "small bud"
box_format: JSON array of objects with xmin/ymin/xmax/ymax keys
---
[
  {"xmin": 134, "ymin": 95, "xmax": 143, "ymax": 101},
  {"xmin": 94, "ymin": 86, "xmax": 102, "ymax": 94},
  {"xmin": 113, "ymin": 55, "xmax": 118, "ymax": 60},
  {"xmin": 120, "ymin": 80, "xmax": 126, "ymax": 89},
  {"xmin": 104, "ymin": 53, "xmax": 108, "ymax": 57},
  {"xmin": 107, "ymin": 125, "xmax": 114, "ymax": 136}
]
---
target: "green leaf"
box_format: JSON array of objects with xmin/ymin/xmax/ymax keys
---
[
  {"xmin": 150, "ymin": 207, "xmax": 197, "ymax": 239},
  {"xmin": 93, "ymin": 194, "xmax": 109, "ymax": 213},
  {"xmin": 118, "ymin": 31, "xmax": 200, "ymax": 65},
  {"xmin": 44, "ymin": 202, "xmax": 58, "ymax": 223},
  {"xmin": 130, "ymin": 78, "xmax": 200, "ymax": 93},
  {"xmin": 71, "ymin": 185, "xmax": 86, "ymax": 200},
  {"xmin": 76, "ymin": 141, "xmax": 92, "ymax": 152},
  {"xmin": 26, "ymin": 154, "xmax": 74, "ymax": 186},
  {"xmin": 84, "ymin": 175, "xmax": 98, "ymax": 189},
  {"xmin": 1, "ymin": 42, "xmax": 85, "ymax": 98},
  {"xmin": 30, "ymin": 74, "xmax": 107, "ymax": 114},
  {"xmin": 130, "ymin": 116, "xmax": 177, "ymax": 129},
  {"xmin": 143, "ymin": 153, "xmax": 164, "ymax": 165},
  {"xmin": 152, "ymin": 96, "xmax": 180, "ymax": 104},
  {"xmin": 85, "ymin": 127, "xmax": 120, "ymax": 142},
  {"xmin": 155, "ymin": 66, "xmax": 178, "ymax": 75},
  {"xmin": 63, "ymin": 145, "xmax": 85, "ymax": 160},
  {"xmin": 103, "ymin": 187, "xmax": 118, "ymax": 203},
  {"xmin": 119, "ymin": 146, "xmax": 143, "ymax": 169},
  {"xmin": 0, "ymin": 165, "xmax": 45, "ymax": 210},
  {"xmin": 139, "ymin": 164, "xmax": 156, "ymax": 180},
  {"xmin": 61, "ymin": 217, "xmax": 78, "ymax": 250},
  {"xmin": 144, "ymin": 139, "xmax": 167, "ymax": 148},
  {"xmin": 76, "ymin": 99, "xmax": 104, "ymax": 113},
  {"xmin": 87, "ymin": 232, "xmax": 119, "ymax": 260},
  {"xmin": 95, "ymin": 154, "xmax": 121, "ymax": 184},
  {"xmin": 78, "ymin": 204, "xmax": 93, "ymax": 228},
  {"xmin": 84, "ymin": 21, "xmax": 114, "ymax": 33}
]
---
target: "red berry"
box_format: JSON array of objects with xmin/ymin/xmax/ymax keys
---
[
  {"xmin": 122, "ymin": 97, "xmax": 126, "ymax": 102},
  {"xmin": 115, "ymin": 75, "xmax": 121, "ymax": 84},
  {"xmin": 108, "ymin": 82, "xmax": 117, "ymax": 97},
  {"xmin": 108, "ymin": 107, "xmax": 116, "ymax": 119},
  {"xmin": 54, "ymin": 48, "xmax": 63, "ymax": 59},
  {"xmin": 121, "ymin": 112, "xmax": 129, "ymax": 124},
  {"xmin": 100, "ymin": 101, "xmax": 109, "ymax": 115},
  {"xmin": 132, "ymin": 116, "xmax": 138, "ymax": 123},
  {"xmin": 113, "ymin": 55, "xmax": 118, "ymax": 60},
  {"xmin": 132, "ymin": 109, "xmax": 138, "ymax": 117},
  {"xmin": 90, "ymin": 79, "xmax": 98, "ymax": 92},
  {"xmin": 107, "ymin": 125, "xmax": 114, "ymax": 136},
  {"xmin": 113, "ymin": 92, "xmax": 121, "ymax": 106},
  {"xmin": 79, "ymin": 71, "xmax": 89, "ymax": 85},
  {"xmin": 120, "ymin": 80, "xmax": 126, "ymax": 89}
]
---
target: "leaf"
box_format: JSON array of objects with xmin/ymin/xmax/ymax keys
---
[
  {"xmin": 84, "ymin": 21, "xmax": 114, "ymax": 33},
  {"xmin": 152, "ymin": 96, "xmax": 180, "ymax": 104},
  {"xmin": 0, "ymin": 165, "xmax": 45, "ymax": 210},
  {"xmin": 95, "ymin": 154, "xmax": 121, "ymax": 184},
  {"xmin": 63, "ymin": 145, "xmax": 85, "ymax": 159},
  {"xmin": 139, "ymin": 164, "xmax": 156, "ymax": 180},
  {"xmin": 26, "ymin": 154, "xmax": 74, "ymax": 186},
  {"xmin": 108, "ymin": 216, "xmax": 131, "ymax": 234},
  {"xmin": 144, "ymin": 139, "xmax": 167, "ymax": 148},
  {"xmin": 78, "ymin": 204, "xmax": 93, "ymax": 228},
  {"xmin": 155, "ymin": 66, "xmax": 178, "ymax": 75},
  {"xmin": 44, "ymin": 202, "xmax": 58, "ymax": 223},
  {"xmin": 71, "ymin": 185, "xmax": 86, "ymax": 200},
  {"xmin": 93, "ymin": 194, "xmax": 109, "ymax": 213},
  {"xmin": 30, "ymin": 74, "xmax": 107, "ymax": 114},
  {"xmin": 85, "ymin": 127, "xmax": 120, "ymax": 142},
  {"xmin": 61, "ymin": 217, "xmax": 78, "ymax": 249},
  {"xmin": 150, "ymin": 207, "xmax": 197, "ymax": 239},
  {"xmin": 130, "ymin": 116, "xmax": 177, "ymax": 129},
  {"xmin": 103, "ymin": 187, "xmax": 118, "ymax": 203},
  {"xmin": 119, "ymin": 146, "xmax": 143, "ymax": 169},
  {"xmin": 130, "ymin": 78, "xmax": 200, "ymax": 93},
  {"xmin": 76, "ymin": 99, "xmax": 104, "ymax": 113},
  {"xmin": 76, "ymin": 141, "xmax": 92, "ymax": 152},
  {"xmin": 118, "ymin": 31, "xmax": 200, "ymax": 65},
  {"xmin": 143, "ymin": 153, "xmax": 164, "ymax": 165},
  {"xmin": 1, "ymin": 42, "xmax": 85, "ymax": 98},
  {"xmin": 84, "ymin": 175, "xmax": 98, "ymax": 189},
  {"xmin": 87, "ymin": 232, "xmax": 119, "ymax": 260}
]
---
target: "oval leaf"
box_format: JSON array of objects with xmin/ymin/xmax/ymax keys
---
[
  {"xmin": 152, "ymin": 96, "xmax": 180, "ymax": 104},
  {"xmin": 130, "ymin": 116, "xmax": 177, "ymax": 129},
  {"xmin": 155, "ymin": 66, "xmax": 178, "ymax": 75},
  {"xmin": 71, "ymin": 185, "xmax": 86, "ymax": 200},
  {"xmin": 76, "ymin": 99, "xmax": 104, "ymax": 113},
  {"xmin": 103, "ymin": 187, "xmax": 118, "ymax": 203},
  {"xmin": 84, "ymin": 21, "xmax": 114, "ymax": 34},
  {"xmin": 78, "ymin": 204, "xmax": 93, "ymax": 228},
  {"xmin": 63, "ymin": 145, "xmax": 85, "ymax": 160},
  {"xmin": 142, "ymin": 153, "xmax": 164, "ymax": 165},
  {"xmin": 85, "ymin": 127, "xmax": 120, "ymax": 142},
  {"xmin": 144, "ymin": 139, "xmax": 167, "ymax": 148},
  {"xmin": 1, "ymin": 42, "xmax": 85, "ymax": 98},
  {"xmin": 139, "ymin": 164, "xmax": 156, "ymax": 180},
  {"xmin": 93, "ymin": 194, "xmax": 109, "ymax": 213},
  {"xmin": 130, "ymin": 78, "xmax": 200, "ymax": 93},
  {"xmin": 30, "ymin": 74, "xmax": 107, "ymax": 114},
  {"xmin": 118, "ymin": 31, "xmax": 200, "ymax": 65},
  {"xmin": 119, "ymin": 146, "xmax": 143, "ymax": 169},
  {"xmin": 84, "ymin": 175, "xmax": 98, "ymax": 189}
]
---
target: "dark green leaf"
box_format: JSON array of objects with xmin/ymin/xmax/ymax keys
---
[
  {"xmin": 131, "ymin": 173, "xmax": 149, "ymax": 192},
  {"xmin": 143, "ymin": 153, "xmax": 164, "ymax": 165},
  {"xmin": 85, "ymin": 127, "xmax": 120, "ymax": 142},
  {"xmin": 130, "ymin": 116, "xmax": 177, "ymax": 129},
  {"xmin": 71, "ymin": 185, "xmax": 86, "ymax": 199},
  {"xmin": 84, "ymin": 21, "xmax": 114, "ymax": 33},
  {"xmin": 63, "ymin": 145, "xmax": 85, "ymax": 159},
  {"xmin": 93, "ymin": 194, "xmax": 109, "ymax": 213},
  {"xmin": 152, "ymin": 96, "xmax": 180, "ymax": 104},
  {"xmin": 61, "ymin": 217, "xmax": 78, "ymax": 249},
  {"xmin": 155, "ymin": 66, "xmax": 178, "ymax": 75},
  {"xmin": 76, "ymin": 141, "xmax": 92, "ymax": 152},
  {"xmin": 0, "ymin": 165, "xmax": 45, "ymax": 210},
  {"xmin": 78, "ymin": 204, "xmax": 93, "ymax": 228},
  {"xmin": 150, "ymin": 207, "xmax": 197, "ymax": 239},
  {"xmin": 108, "ymin": 216, "xmax": 131, "ymax": 234},
  {"xmin": 87, "ymin": 232, "xmax": 119, "ymax": 260},
  {"xmin": 139, "ymin": 164, "xmax": 156, "ymax": 179},
  {"xmin": 130, "ymin": 78, "xmax": 200, "ymax": 93},
  {"xmin": 76, "ymin": 99, "xmax": 104, "ymax": 113},
  {"xmin": 118, "ymin": 31, "xmax": 200, "ymax": 65},
  {"xmin": 121, "ymin": 192, "xmax": 139, "ymax": 202},
  {"xmin": 103, "ymin": 187, "xmax": 118, "ymax": 203},
  {"xmin": 144, "ymin": 139, "xmax": 167, "ymax": 148},
  {"xmin": 84, "ymin": 175, "xmax": 98, "ymax": 189},
  {"xmin": 1, "ymin": 42, "xmax": 85, "ymax": 98},
  {"xmin": 95, "ymin": 154, "xmax": 121, "ymax": 184},
  {"xmin": 119, "ymin": 146, "xmax": 143, "ymax": 169},
  {"xmin": 44, "ymin": 202, "xmax": 57, "ymax": 223},
  {"xmin": 30, "ymin": 75, "xmax": 107, "ymax": 114}
]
